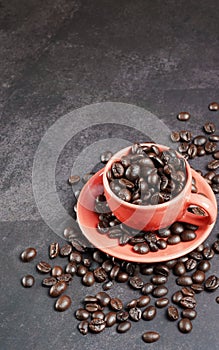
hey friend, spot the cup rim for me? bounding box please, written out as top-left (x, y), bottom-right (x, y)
top-left (103, 142), bottom-right (192, 210)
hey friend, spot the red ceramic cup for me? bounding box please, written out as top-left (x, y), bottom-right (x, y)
top-left (103, 143), bottom-right (216, 231)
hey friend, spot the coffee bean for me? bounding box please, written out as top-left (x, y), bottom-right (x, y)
top-left (197, 146), bottom-right (206, 156)
top-left (21, 247), bottom-right (37, 262)
top-left (55, 295), bottom-right (71, 312)
top-left (177, 276), bottom-right (193, 286)
top-left (205, 141), bottom-right (217, 153)
top-left (153, 264), bottom-right (170, 277)
top-left (129, 276), bottom-right (144, 289)
top-left (68, 175), bottom-right (80, 185)
top-left (21, 275), bottom-right (35, 288)
top-left (116, 310), bottom-right (129, 322)
top-left (65, 262), bottom-right (77, 275)
top-left (51, 266), bottom-right (63, 277)
top-left (142, 331), bottom-right (160, 343)
top-left (203, 246), bottom-right (215, 260)
top-left (185, 258), bottom-right (197, 271)
top-left (181, 287), bottom-right (194, 297)
top-left (85, 303), bottom-right (99, 313)
top-left (216, 296), bottom-right (219, 304)
top-left (137, 296), bottom-right (151, 308)
top-left (189, 251), bottom-right (203, 261)
top-left (102, 280), bottom-right (114, 291)
top-left (191, 284), bottom-right (204, 293)
top-left (157, 228), bottom-right (171, 238)
top-left (117, 321), bottom-right (131, 333)
top-left (77, 265), bottom-right (87, 277)
top-left (110, 298), bottom-right (123, 311)
top-left (181, 230), bottom-right (197, 242)
top-left (105, 311), bottom-right (117, 327)
top-left (70, 239), bottom-right (86, 253)
top-left (204, 275), bottom-right (219, 291)
top-left (42, 277), bottom-right (57, 287)
top-left (167, 234), bottom-right (181, 245)
top-left (116, 271), bottom-right (129, 283)
top-left (75, 308), bottom-right (90, 320)
top-left (89, 318), bottom-right (106, 333)
top-left (100, 151), bottom-right (113, 163)
top-left (212, 240), bottom-right (219, 253)
top-left (140, 264), bottom-right (154, 275)
top-left (109, 265), bottom-right (120, 280)
top-left (203, 122), bottom-right (216, 134)
top-left (198, 260), bottom-right (211, 272)
top-left (178, 142), bottom-right (189, 153)
top-left (142, 283), bottom-right (154, 295)
top-left (133, 243), bottom-right (149, 254)
top-left (213, 175), bottom-right (219, 184)
top-left (171, 131), bottom-right (180, 142)
top-left (209, 102), bottom-right (219, 111)
top-left (167, 305), bottom-right (179, 320)
top-left (129, 307), bottom-right (142, 321)
top-left (177, 112), bottom-right (191, 121)
top-left (155, 298), bottom-right (169, 308)
top-left (213, 151), bottom-right (219, 159)
top-left (49, 243), bottom-right (59, 259)
top-left (178, 318), bottom-right (193, 333)
top-left (96, 292), bottom-right (111, 307)
top-left (181, 309), bottom-right (197, 320)
top-left (208, 159), bottom-right (219, 170)
top-left (50, 281), bottom-right (67, 297)
top-left (93, 267), bottom-right (107, 282)
top-left (37, 261), bottom-right (51, 273)
top-left (188, 144), bottom-right (197, 159)
top-left (69, 251), bottom-right (82, 263)
top-left (209, 134), bottom-right (219, 142)
top-left (78, 320), bottom-right (89, 335)
top-left (151, 275), bottom-right (167, 285)
top-left (172, 291), bottom-right (183, 304)
top-left (82, 272), bottom-right (95, 286)
top-left (57, 274), bottom-right (72, 283)
top-left (180, 130), bottom-right (192, 142)
top-left (173, 262), bottom-right (186, 276)
top-left (142, 306), bottom-right (157, 320)
top-left (193, 135), bottom-right (207, 146)
top-left (152, 286), bottom-right (168, 298)
top-left (166, 259), bottom-right (177, 269)
top-left (180, 295), bottom-right (197, 309)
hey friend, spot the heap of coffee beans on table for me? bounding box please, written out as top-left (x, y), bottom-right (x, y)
top-left (107, 144), bottom-right (186, 205)
top-left (20, 104), bottom-right (219, 345)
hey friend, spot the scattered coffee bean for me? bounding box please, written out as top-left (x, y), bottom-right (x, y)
top-left (21, 275), bottom-right (35, 288)
top-left (51, 266), bottom-right (63, 277)
top-left (37, 261), bottom-right (51, 273)
top-left (154, 264), bottom-right (170, 277)
top-left (205, 141), bottom-right (217, 153)
top-left (116, 310), bottom-right (129, 322)
top-left (142, 305), bottom-right (157, 320)
top-left (209, 102), bottom-right (219, 111)
top-left (167, 305), bottom-right (179, 320)
top-left (181, 230), bottom-right (197, 242)
top-left (142, 282), bottom-right (154, 295)
top-left (173, 262), bottom-right (186, 276)
top-left (50, 281), bottom-right (67, 297)
top-left (177, 112), bottom-right (191, 121)
top-left (176, 276), bottom-right (193, 286)
top-left (75, 308), bottom-right (90, 321)
top-left (152, 286), bottom-right (168, 298)
top-left (96, 292), bottom-right (111, 307)
top-left (60, 244), bottom-right (72, 257)
top-left (172, 291), bottom-right (183, 304)
top-left (42, 277), bottom-right (57, 287)
top-left (171, 131), bottom-right (180, 142)
top-left (203, 122), bottom-right (216, 134)
top-left (181, 287), bottom-right (194, 297)
top-left (204, 275), bottom-right (219, 291)
top-left (191, 284), bottom-right (204, 293)
top-left (142, 331), bottom-right (160, 343)
top-left (54, 294), bottom-right (72, 313)
top-left (117, 321), bottom-right (131, 333)
top-left (213, 151), bottom-right (219, 159)
top-left (89, 318), bottom-right (106, 333)
top-left (137, 296), bottom-right (151, 308)
top-left (207, 159), bottom-right (219, 170)
top-left (129, 276), bottom-right (144, 289)
top-left (155, 298), bottom-right (169, 308)
top-left (49, 242), bottom-right (59, 259)
top-left (105, 312), bottom-right (117, 327)
top-left (65, 262), bottom-right (77, 275)
top-left (151, 275), bottom-right (167, 285)
top-left (182, 309), bottom-right (197, 320)
top-left (78, 320), bottom-right (89, 335)
top-left (57, 274), bottom-right (72, 283)
top-left (21, 247), bottom-right (37, 262)
top-left (100, 151), bottom-right (113, 163)
top-left (180, 296), bottom-right (196, 309)
top-left (216, 296), bottom-right (219, 304)
top-left (203, 246), bottom-right (215, 260)
top-left (178, 318), bottom-right (193, 333)
top-left (82, 272), bottom-right (95, 286)
top-left (212, 240), bottom-right (219, 253)
top-left (129, 307), bottom-right (142, 321)
top-left (193, 135), bottom-right (207, 146)
top-left (185, 258), bottom-right (197, 271)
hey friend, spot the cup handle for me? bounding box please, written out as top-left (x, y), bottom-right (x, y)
top-left (180, 193), bottom-right (216, 226)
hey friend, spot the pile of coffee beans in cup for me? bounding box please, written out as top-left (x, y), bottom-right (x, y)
top-left (107, 144), bottom-right (186, 205)
top-left (20, 103), bottom-right (219, 345)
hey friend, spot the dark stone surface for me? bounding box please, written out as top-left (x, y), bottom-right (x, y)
top-left (1, 1), bottom-right (219, 349)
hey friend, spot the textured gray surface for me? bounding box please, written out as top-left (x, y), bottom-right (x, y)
top-left (1, 1), bottom-right (219, 349)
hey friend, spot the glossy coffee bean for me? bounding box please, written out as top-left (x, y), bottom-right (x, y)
top-left (142, 283), bottom-right (154, 295)
top-left (137, 296), bottom-right (151, 308)
top-left (69, 251), bottom-right (82, 263)
top-left (110, 298), bottom-right (123, 311)
top-left (89, 318), bottom-right (106, 333)
top-left (42, 277), bottom-right (57, 287)
top-left (192, 270), bottom-right (205, 284)
top-left (173, 262), bottom-right (186, 276)
top-left (105, 312), bottom-right (117, 327)
top-left (51, 266), bottom-right (63, 277)
top-left (93, 267), bottom-right (107, 282)
top-left (116, 311), bottom-right (129, 322)
top-left (100, 151), bottom-right (113, 163)
top-left (142, 331), bottom-right (160, 343)
top-left (209, 102), bottom-right (219, 111)
top-left (185, 258), bottom-right (197, 271)
top-left (68, 175), bottom-right (80, 185)
top-left (129, 276), bottom-right (144, 289)
top-left (142, 306), bottom-right (157, 320)
top-left (151, 275), bottom-right (167, 285)
top-left (152, 286), bottom-right (168, 298)
top-left (21, 275), bottom-right (35, 288)
top-left (212, 240), bottom-right (219, 253)
top-left (167, 305), bottom-right (179, 320)
top-left (181, 287), bottom-right (194, 297)
top-left (180, 296), bottom-right (196, 309)
top-left (207, 159), bottom-right (219, 170)
top-left (78, 320), bottom-right (89, 335)
top-left (65, 262), bottom-right (77, 275)
top-left (129, 307), bottom-right (142, 321)
top-left (59, 244), bottom-right (72, 257)
top-left (203, 247), bottom-right (215, 260)
top-left (182, 309), bottom-right (197, 320)
top-left (140, 265), bottom-right (154, 275)
top-left (21, 247), bottom-right (37, 262)
top-left (77, 265), bottom-right (87, 277)
top-left (178, 318), bottom-right (193, 333)
top-left (193, 135), bottom-right (207, 146)
top-left (102, 280), bottom-right (114, 291)
top-left (37, 261), bottom-right (51, 273)
top-left (55, 295), bottom-right (71, 312)
top-left (154, 264), bottom-right (170, 277)
top-left (203, 122), bottom-right (216, 134)
top-left (96, 292), bottom-right (111, 307)
top-left (176, 276), bottom-right (193, 286)
top-left (213, 151), bottom-right (219, 159)
top-left (171, 131), bottom-right (180, 142)
top-left (181, 230), bottom-right (196, 242)
top-left (179, 130), bottom-right (192, 142)
top-left (75, 308), bottom-right (90, 320)
top-left (49, 242), bottom-right (59, 258)
top-left (50, 281), bottom-right (67, 297)
top-left (177, 112), bottom-right (191, 121)
top-left (133, 243), bottom-right (149, 254)
top-left (204, 275), bottom-right (219, 291)
top-left (155, 298), bottom-right (169, 308)
top-left (117, 321), bottom-right (131, 333)
top-left (172, 291), bottom-right (183, 304)
top-left (205, 141), bottom-right (217, 153)
top-left (167, 235), bottom-right (181, 245)
top-left (82, 272), bottom-right (95, 286)
top-left (191, 284), bottom-right (204, 293)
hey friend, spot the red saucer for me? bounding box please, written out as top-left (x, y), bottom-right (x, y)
top-left (77, 168), bottom-right (217, 263)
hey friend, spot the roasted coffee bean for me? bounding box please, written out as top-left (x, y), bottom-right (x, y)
top-left (198, 260), bottom-right (211, 272)
top-left (157, 239), bottom-right (167, 249)
top-left (171, 131), bottom-right (180, 142)
top-left (37, 261), bottom-right (51, 273)
top-left (50, 281), bottom-right (67, 297)
top-left (181, 287), bottom-right (194, 297)
top-left (70, 239), bottom-right (86, 253)
top-left (117, 188), bottom-right (132, 202)
top-left (102, 280), bottom-right (114, 291)
top-left (142, 306), bottom-right (157, 320)
top-left (210, 134), bottom-right (219, 142)
top-left (110, 298), bottom-right (123, 311)
top-left (213, 151), bottom-right (219, 159)
top-left (100, 151), bottom-right (113, 163)
top-left (111, 162), bottom-right (125, 178)
top-left (93, 267), bottom-right (107, 282)
top-left (155, 298), bottom-right (169, 308)
top-left (137, 296), bottom-right (151, 308)
top-left (204, 275), bottom-right (219, 291)
top-left (129, 276), bottom-right (144, 289)
top-left (213, 175), bottom-right (219, 184)
top-left (57, 274), bottom-right (72, 283)
top-left (203, 246), bottom-right (215, 260)
top-left (51, 266), bottom-right (63, 277)
top-left (181, 309), bottom-right (197, 320)
top-left (109, 265), bottom-right (120, 280)
top-left (85, 303), bottom-right (99, 313)
top-left (151, 275), bottom-right (167, 285)
top-left (178, 142), bottom-right (189, 153)
top-left (59, 244), bottom-right (72, 257)
top-left (89, 318), bottom-right (106, 333)
top-left (55, 295), bottom-right (71, 312)
top-left (216, 296), bottom-right (219, 304)
top-left (116, 271), bottom-right (129, 283)
top-left (65, 262), bottom-right (77, 276)
top-left (133, 243), bottom-right (149, 254)
top-left (21, 275), bottom-right (35, 288)
top-left (167, 305), bottom-right (179, 320)
top-left (49, 243), bottom-right (59, 259)
top-left (83, 258), bottom-right (91, 267)
top-left (178, 318), bottom-right (193, 333)
top-left (197, 146), bottom-right (206, 156)
top-left (192, 270), bottom-right (205, 284)
top-left (193, 135), bottom-right (207, 146)
top-left (172, 291), bottom-right (183, 304)
top-left (117, 321), bottom-right (131, 333)
top-left (125, 164), bottom-right (141, 181)
top-left (21, 247), bottom-right (37, 262)
top-left (166, 259), bottom-right (177, 269)
top-left (203, 122), bottom-right (216, 134)
top-left (173, 262), bottom-right (186, 276)
top-left (208, 159), bottom-right (219, 170)
top-left (142, 283), bottom-right (154, 295)
top-left (142, 331), bottom-right (160, 343)
top-left (75, 308), bottom-right (90, 320)
top-left (105, 312), bottom-right (117, 327)
top-left (77, 265), bottom-right (87, 277)
top-left (179, 130), bottom-right (192, 142)
top-left (94, 292), bottom-right (110, 307)
top-left (212, 240), bottom-right (219, 253)
top-left (154, 264), bottom-right (170, 277)
top-left (69, 251), bottom-right (82, 264)
top-left (188, 144), bottom-right (197, 159)
top-left (78, 320), bottom-right (89, 335)
top-left (196, 243), bottom-right (205, 252)
top-left (205, 141), bottom-right (217, 153)
top-left (84, 295), bottom-right (98, 303)
top-left (141, 265), bottom-right (154, 275)
top-left (189, 251), bottom-right (203, 261)
top-left (129, 307), bottom-right (142, 321)
top-left (185, 258), bottom-right (197, 271)
top-left (177, 112), bottom-right (191, 121)
top-left (181, 230), bottom-right (197, 242)
top-left (167, 235), bottom-right (181, 245)
top-left (191, 284), bottom-right (204, 293)
top-left (177, 276), bottom-right (193, 286)
top-left (152, 286), bottom-right (168, 298)
top-left (209, 102), bottom-right (219, 111)
top-left (157, 228), bottom-right (171, 238)
top-left (212, 183), bottom-right (219, 193)
top-left (180, 296), bottom-right (196, 309)
top-left (42, 277), bottom-right (57, 287)
top-left (82, 272), bottom-right (95, 286)
top-left (116, 311), bottom-right (129, 322)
